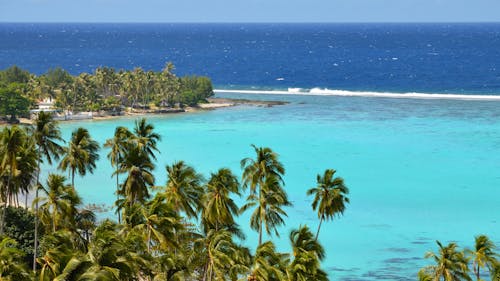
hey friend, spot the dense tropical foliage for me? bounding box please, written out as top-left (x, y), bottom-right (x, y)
top-left (0, 64), bottom-right (214, 122)
top-left (0, 114), bottom-right (345, 280)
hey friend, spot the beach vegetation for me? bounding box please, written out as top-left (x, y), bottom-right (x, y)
top-left (0, 64), bottom-right (214, 120)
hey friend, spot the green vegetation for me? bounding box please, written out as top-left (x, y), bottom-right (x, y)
top-left (419, 236), bottom-right (499, 281)
top-left (0, 114), bottom-right (347, 280)
top-left (0, 64), bottom-right (214, 122)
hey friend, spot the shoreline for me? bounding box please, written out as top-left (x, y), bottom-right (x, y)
top-left (18, 97), bottom-right (288, 125)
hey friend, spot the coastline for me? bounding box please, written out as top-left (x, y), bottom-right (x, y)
top-left (18, 97), bottom-right (288, 125)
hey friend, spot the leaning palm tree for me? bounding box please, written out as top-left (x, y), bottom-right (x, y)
top-left (133, 118), bottom-right (161, 160)
top-left (31, 110), bottom-right (64, 271)
top-left (163, 161), bottom-right (204, 219)
top-left (240, 175), bottom-right (291, 246)
top-left (466, 235), bottom-right (498, 280)
top-left (286, 225), bottom-right (328, 281)
top-left (104, 126), bottom-right (133, 222)
top-left (202, 168), bottom-right (241, 231)
top-left (0, 237), bottom-right (31, 281)
top-left (58, 127), bottom-right (100, 188)
top-left (307, 169), bottom-right (349, 240)
top-left (421, 240), bottom-right (472, 281)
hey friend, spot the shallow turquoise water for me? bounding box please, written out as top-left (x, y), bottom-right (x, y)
top-left (42, 93), bottom-right (500, 280)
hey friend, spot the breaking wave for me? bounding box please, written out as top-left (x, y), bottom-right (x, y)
top-left (214, 88), bottom-right (500, 101)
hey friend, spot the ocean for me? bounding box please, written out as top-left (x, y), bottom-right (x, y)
top-left (2, 23), bottom-right (500, 280)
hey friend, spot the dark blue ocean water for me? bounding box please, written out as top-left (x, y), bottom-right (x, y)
top-left (1, 23), bottom-right (500, 94)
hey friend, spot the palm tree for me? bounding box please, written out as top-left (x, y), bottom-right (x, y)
top-left (202, 168), bottom-right (241, 231)
top-left (37, 230), bottom-right (88, 281)
top-left (36, 174), bottom-right (81, 232)
top-left (240, 145), bottom-right (288, 246)
top-left (163, 161), bottom-right (204, 219)
top-left (32, 110), bottom-right (64, 271)
top-left (194, 229), bottom-right (240, 281)
top-left (81, 220), bottom-right (147, 281)
top-left (306, 169), bottom-right (349, 240)
top-left (116, 146), bottom-right (154, 209)
top-left (248, 241), bottom-right (288, 281)
top-left (59, 127), bottom-right (100, 188)
top-left (75, 208), bottom-right (97, 243)
top-left (241, 145), bottom-right (285, 195)
top-left (421, 240), bottom-right (471, 281)
top-left (133, 118), bottom-right (161, 160)
top-left (128, 195), bottom-right (183, 253)
top-left (0, 237), bottom-right (31, 281)
top-left (240, 175), bottom-right (291, 246)
top-left (15, 136), bottom-right (38, 208)
top-left (466, 235), bottom-right (498, 280)
top-left (286, 225), bottom-right (328, 281)
top-left (104, 126), bottom-right (133, 222)
top-left (0, 126), bottom-right (26, 234)
top-left (492, 263), bottom-right (500, 281)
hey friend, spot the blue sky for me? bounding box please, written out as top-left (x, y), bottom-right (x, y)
top-left (1, 0), bottom-right (499, 23)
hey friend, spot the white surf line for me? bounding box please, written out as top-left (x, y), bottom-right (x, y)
top-left (214, 89), bottom-right (500, 101)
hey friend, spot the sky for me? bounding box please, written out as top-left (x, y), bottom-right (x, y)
top-left (0, 0), bottom-right (499, 23)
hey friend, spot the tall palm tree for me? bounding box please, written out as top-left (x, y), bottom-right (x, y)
top-left (104, 126), bottom-right (133, 222)
top-left (306, 169), bottom-right (349, 240)
top-left (466, 235), bottom-right (498, 280)
top-left (163, 161), bottom-right (204, 219)
top-left (202, 168), bottom-right (240, 231)
top-left (58, 127), bottom-right (100, 188)
top-left (240, 175), bottom-right (291, 246)
top-left (240, 145), bottom-right (287, 246)
top-left (133, 118), bottom-right (161, 161)
top-left (32, 110), bottom-right (64, 271)
top-left (0, 237), bottom-right (31, 281)
top-left (422, 240), bottom-right (471, 281)
top-left (0, 126), bottom-right (26, 234)
top-left (286, 225), bottom-right (328, 281)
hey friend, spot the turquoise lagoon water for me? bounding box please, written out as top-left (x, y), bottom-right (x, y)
top-left (42, 93), bottom-right (500, 280)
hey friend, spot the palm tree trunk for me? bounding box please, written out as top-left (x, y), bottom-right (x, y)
top-left (0, 174), bottom-right (13, 235)
top-left (33, 158), bottom-right (40, 272)
top-left (315, 217), bottom-right (324, 241)
top-left (71, 169), bottom-right (75, 189)
top-left (476, 265), bottom-right (480, 280)
top-left (116, 171), bottom-right (120, 224)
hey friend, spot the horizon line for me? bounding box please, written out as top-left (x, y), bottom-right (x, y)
top-left (1, 21), bottom-right (500, 24)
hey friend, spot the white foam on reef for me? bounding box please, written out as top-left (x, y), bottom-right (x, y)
top-left (214, 88), bottom-right (500, 101)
